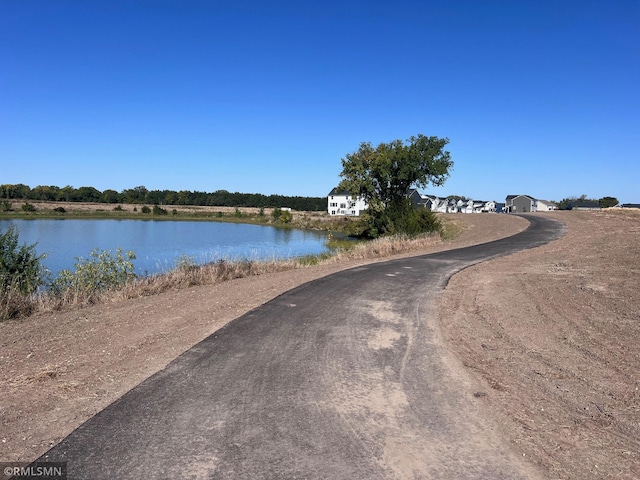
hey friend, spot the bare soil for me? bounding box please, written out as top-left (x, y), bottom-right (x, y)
top-left (1, 210), bottom-right (638, 479)
top-left (439, 209), bottom-right (640, 479)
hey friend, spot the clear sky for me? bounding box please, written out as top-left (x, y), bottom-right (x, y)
top-left (2, 1), bottom-right (638, 203)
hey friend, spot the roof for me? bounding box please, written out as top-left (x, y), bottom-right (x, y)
top-left (572, 201), bottom-right (600, 209)
top-left (506, 194), bottom-right (536, 202)
top-left (328, 187), bottom-right (351, 196)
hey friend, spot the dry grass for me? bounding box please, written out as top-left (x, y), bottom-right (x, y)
top-left (1, 287), bottom-right (37, 320)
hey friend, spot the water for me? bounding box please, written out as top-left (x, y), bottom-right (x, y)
top-left (0, 219), bottom-right (330, 277)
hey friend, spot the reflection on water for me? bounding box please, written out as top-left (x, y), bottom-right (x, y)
top-left (0, 219), bottom-right (329, 276)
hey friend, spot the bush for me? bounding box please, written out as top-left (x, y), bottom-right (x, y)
top-left (141, 206), bottom-right (151, 214)
top-left (153, 205), bottom-right (168, 215)
top-left (21, 202), bottom-right (36, 212)
top-left (0, 200), bottom-right (12, 212)
top-left (271, 208), bottom-right (292, 224)
top-left (53, 206), bottom-right (66, 213)
top-left (50, 248), bottom-right (136, 299)
top-left (0, 225), bottom-right (47, 295)
top-left (361, 204), bottom-right (442, 239)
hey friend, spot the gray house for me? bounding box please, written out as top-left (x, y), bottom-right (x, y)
top-left (505, 195), bottom-right (556, 213)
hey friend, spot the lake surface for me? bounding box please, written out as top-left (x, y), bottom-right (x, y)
top-left (0, 219), bottom-right (330, 277)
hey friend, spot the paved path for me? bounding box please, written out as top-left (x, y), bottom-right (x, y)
top-left (39, 215), bottom-right (565, 479)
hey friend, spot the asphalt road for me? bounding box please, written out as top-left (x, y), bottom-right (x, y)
top-left (37, 214), bottom-right (565, 479)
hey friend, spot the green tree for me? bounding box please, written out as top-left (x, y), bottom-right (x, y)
top-left (76, 186), bottom-right (102, 202)
top-left (0, 225), bottom-right (47, 295)
top-left (100, 189), bottom-right (121, 203)
top-left (599, 196), bottom-right (619, 208)
top-left (339, 134), bottom-right (452, 237)
top-left (153, 204), bottom-right (168, 215)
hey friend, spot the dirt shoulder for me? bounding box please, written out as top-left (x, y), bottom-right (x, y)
top-left (439, 209), bottom-right (640, 479)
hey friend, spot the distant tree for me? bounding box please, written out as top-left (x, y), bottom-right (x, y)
top-left (100, 189), bottom-right (121, 203)
top-left (599, 196), bottom-right (619, 208)
top-left (446, 195), bottom-right (469, 202)
top-left (30, 185), bottom-right (60, 201)
top-left (338, 134), bottom-right (452, 237)
top-left (0, 184), bottom-right (31, 199)
top-left (0, 182), bottom-right (327, 211)
top-left (122, 186), bottom-right (149, 204)
top-left (76, 186), bottom-right (102, 202)
top-left (557, 194), bottom-right (600, 210)
top-left (57, 185), bottom-right (77, 202)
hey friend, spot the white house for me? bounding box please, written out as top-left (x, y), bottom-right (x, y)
top-left (536, 199), bottom-right (557, 211)
top-left (327, 188), bottom-right (368, 216)
top-left (408, 189), bottom-right (498, 214)
top-left (480, 200), bottom-right (497, 213)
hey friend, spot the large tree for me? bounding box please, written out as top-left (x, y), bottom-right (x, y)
top-left (338, 134), bottom-right (453, 237)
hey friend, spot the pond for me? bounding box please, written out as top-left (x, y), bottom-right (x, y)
top-left (0, 219), bottom-right (330, 277)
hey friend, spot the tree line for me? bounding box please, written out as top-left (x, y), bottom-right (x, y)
top-left (556, 194), bottom-right (619, 210)
top-left (0, 184), bottom-right (327, 211)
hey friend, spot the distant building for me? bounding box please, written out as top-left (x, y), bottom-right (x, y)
top-left (327, 188), bottom-right (368, 216)
top-left (505, 195), bottom-right (557, 213)
top-left (408, 189), bottom-right (497, 214)
top-left (572, 201), bottom-right (601, 210)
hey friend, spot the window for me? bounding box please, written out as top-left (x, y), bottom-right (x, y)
top-left (340, 203), bottom-right (346, 208)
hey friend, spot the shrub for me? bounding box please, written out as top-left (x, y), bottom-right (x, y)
top-left (21, 202), bottom-right (36, 212)
top-left (271, 208), bottom-right (292, 224)
top-left (361, 204), bottom-right (442, 239)
top-left (0, 225), bottom-right (47, 295)
top-left (141, 206), bottom-right (151, 214)
top-left (174, 254), bottom-right (197, 271)
top-left (50, 248), bottom-right (136, 299)
top-left (153, 205), bottom-right (168, 215)
top-left (113, 205), bottom-right (124, 211)
top-left (53, 206), bottom-right (66, 213)
top-left (0, 200), bottom-right (12, 212)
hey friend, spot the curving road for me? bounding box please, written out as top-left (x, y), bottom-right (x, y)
top-left (38, 215), bottom-right (565, 479)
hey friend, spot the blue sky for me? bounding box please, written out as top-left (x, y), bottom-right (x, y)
top-left (2, 1), bottom-right (638, 203)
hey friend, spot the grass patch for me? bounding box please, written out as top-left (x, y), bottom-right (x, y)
top-left (440, 218), bottom-right (465, 240)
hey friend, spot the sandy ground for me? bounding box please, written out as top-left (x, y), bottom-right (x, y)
top-left (1, 210), bottom-right (638, 479)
